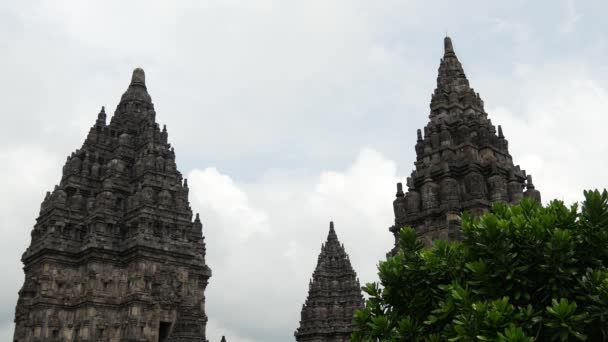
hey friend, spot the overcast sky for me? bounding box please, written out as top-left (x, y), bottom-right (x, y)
top-left (1, 1), bottom-right (608, 341)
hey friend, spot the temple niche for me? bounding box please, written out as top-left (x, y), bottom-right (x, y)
top-left (390, 37), bottom-right (541, 248)
top-left (13, 68), bottom-right (212, 342)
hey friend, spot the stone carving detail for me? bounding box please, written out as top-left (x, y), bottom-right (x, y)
top-left (421, 179), bottom-right (440, 210)
top-left (390, 37), bottom-right (541, 248)
top-left (487, 169), bottom-right (508, 203)
top-left (13, 69), bottom-right (212, 342)
top-left (441, 176), bottom-right (460, 209)
top-left (393, 183), bottom-right (407, 218)
top-left (295, 222), bottom-right (364, 342)
top-left (464, 171), bottom-right (485, 199)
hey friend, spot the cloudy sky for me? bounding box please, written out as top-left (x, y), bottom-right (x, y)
top-left (1, 1), bottom-right (607, 341)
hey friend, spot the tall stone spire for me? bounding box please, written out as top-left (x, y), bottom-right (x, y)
top-left (390, 37), bottom-right (540, 247)
top-left (13, 68), bottom-right (212, 342)
top-left (295, 221), bottom-right (364, 342)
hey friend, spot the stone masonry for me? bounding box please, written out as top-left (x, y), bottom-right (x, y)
top-left (13, 68), bottom-right (212, 342)
top-left (295, 222), bottom-right (364, 342)
top-left (390, 37), bottom-right (541, 247)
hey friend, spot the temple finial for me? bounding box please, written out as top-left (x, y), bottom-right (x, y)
top-left (526, 175), bottom-right (535, 190)
top-left (119, 67), bottom-right (152, 106)
top-left (131, 68), bottom-right (146, 87)
top-left (97, 106), bottom-right (107, 125)
top-left (328, 221), bottom-right (337, 241)
top-left (396, 182), bottom-right (404, 197)
top-left (444, 36), bottom-right (455, 55)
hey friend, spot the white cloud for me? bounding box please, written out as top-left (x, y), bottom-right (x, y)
top-left (191, 147), bottom-right (396, 341)
top-left (0, 146), bottom-right (63, 339)
top-left (190, 167), bottom-right (271, 239)
top-left (559, 0), bottom-right (581, 34)
top-left (313, 147), bottom-right (400, 220)
top-left (0, 321), bottom-right (13, 342)
top-left (488, 63), bottom-right (608, 204)
top-left (207, 318), bottom-right (254, 342)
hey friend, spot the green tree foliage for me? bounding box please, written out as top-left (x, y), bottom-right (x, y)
top-left (353, 190), bottom-right (608, 341)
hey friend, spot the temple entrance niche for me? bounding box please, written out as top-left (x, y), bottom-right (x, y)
top-left (158, 321), bottom-right (172, 342)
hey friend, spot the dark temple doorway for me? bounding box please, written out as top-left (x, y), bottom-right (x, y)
top-left (158, 321), bottom-right (171, 342)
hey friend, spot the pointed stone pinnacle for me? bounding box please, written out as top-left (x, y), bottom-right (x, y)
top-left (328, 221), bottom-right (337, 241)
top-left (96, 106), bottom-right (107, 125)
top-left (431, 35), bottom-right (474, 111)
top-left (119, 67), bottom-right (152, 105)
top-left (444, 36), bottom-right (455, 55)
top-left (131, 67), bottom-right (146, 87)
top-left (396, 182), bottom-right (404, 197)
top-left (526, 175), bottom-right (535, 189)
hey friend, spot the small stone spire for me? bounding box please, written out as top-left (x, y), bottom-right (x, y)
top-left (160, 124), bottom-right (169, 144)
top-left (396, 182), bottom-right (405, 197)
top-left (526, 175), bottom-right (535, 190)
top-left (295, 221), bottom-right (364, 341)
top-left (96, 106), bottom-right (106, 125)
top-left (524, 175), bottom-right (542, 203)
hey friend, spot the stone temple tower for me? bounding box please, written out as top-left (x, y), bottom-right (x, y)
top-left (295, 222), bottom-right (364, 342)
top-left (13, 69), bottom-right (212, 341)
top-left (390, 37), bottom-right (541, 247)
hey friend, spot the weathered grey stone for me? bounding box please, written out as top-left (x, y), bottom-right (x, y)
top-left (295, 222), bottom-right (364, 342)
top-left (13, 69), bottom-right (211, 342)
top-left (390, 37), bottom-right (541, 248)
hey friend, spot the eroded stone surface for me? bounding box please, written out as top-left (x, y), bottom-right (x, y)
top-left (390, 37), bottom-right (541, 248)
top-left (295, 222), bottom-right (364, 342)
top-left (13, 69), bottom-right (211, 342)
